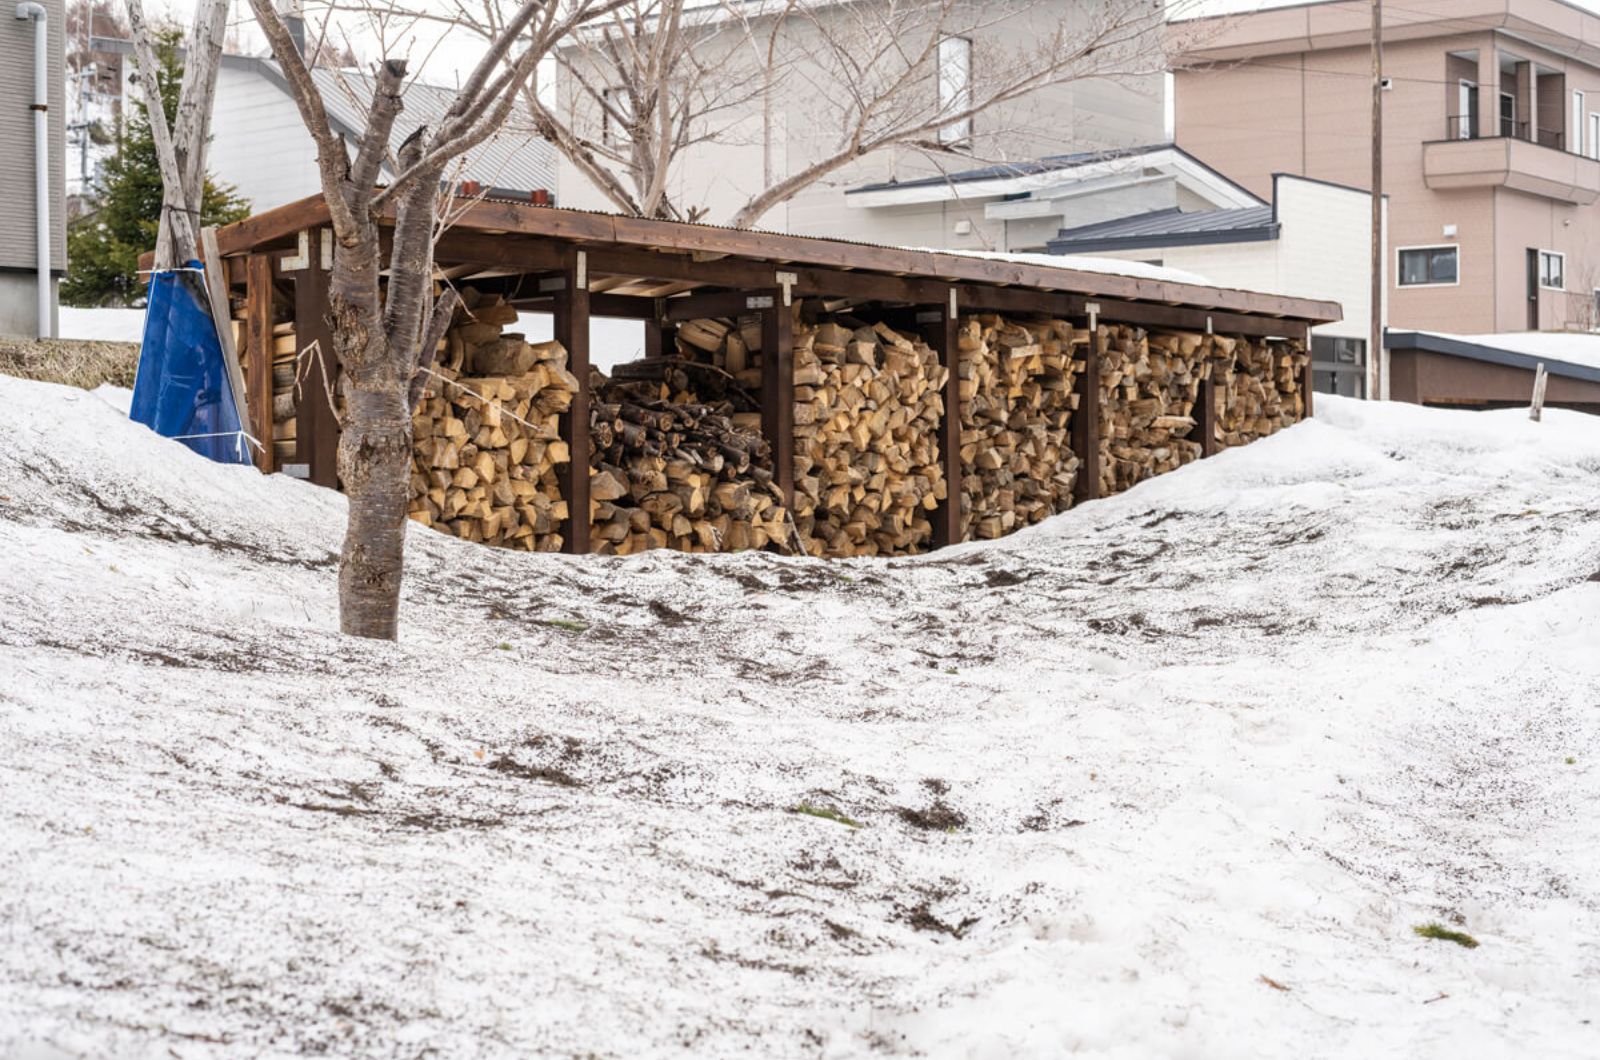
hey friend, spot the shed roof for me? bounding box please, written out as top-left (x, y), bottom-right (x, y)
top-left (1385, 330), bottom-right (1600, 383)
top-left (1047, 206), bottom-right (1279, 254)
top-left (201, 193), bottom-right (1341, 326)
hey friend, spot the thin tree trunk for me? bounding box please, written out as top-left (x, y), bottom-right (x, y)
top-left (329, 225), bottom-right (413, 639)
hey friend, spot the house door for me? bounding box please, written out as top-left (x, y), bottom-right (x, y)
top-left (1527, 248), bottom-right (1541, 329)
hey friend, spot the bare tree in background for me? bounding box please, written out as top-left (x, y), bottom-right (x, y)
top-left (240, 0), bottom-right (620, 640)
top-left (392, 0), bottom-right (1192, 227)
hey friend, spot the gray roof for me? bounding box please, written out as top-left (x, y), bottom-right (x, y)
top-left (1384, 331), bottom-right (1600, 384)
top-left (847, 144), bottom-right (1176, 195)
top-left (306, 67), bottom-right (556, 196)
top-left (1045, 206), bottom-right (1279, 254)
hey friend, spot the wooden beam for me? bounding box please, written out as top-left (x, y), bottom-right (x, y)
top-left (916, 291), bottom-right (962, 548)
top-left (198, 226), bottom-right (252, 453)
top-left (1196, 371), bottom-right (1219, 458)
top-left (554, 249), bottom-right (592, 555)
top-left (244, 254), bottom-right (275, 473)
top-left (1072, 317), bottom-right (1102, 504)
top-left (660, 289), bottom-right (779, 322)
top-left (1302, 325), bottom-right (1316, 419)
top-left (760, 295), bottom-right (795, 513)
top-left (291, 241), bottom-right (339, 489)
top-left (508, 291), bottom-right (658, 320)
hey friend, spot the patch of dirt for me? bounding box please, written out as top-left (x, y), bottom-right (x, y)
top-left (486, 754), bottom-right (582, 788)
top-left (898, 800), bottom-right (967, 831)
top-left (903, 903), bottom-right (979, 938)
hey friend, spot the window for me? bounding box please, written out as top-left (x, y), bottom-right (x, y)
top-left (1397, 245), bottom-right (1460, 287)
top-left (1500, 91), bottom-right (1517, 137)
top-left (1589, 112), bottom-right (1600, 160)
top-left (601, 87), bottom-right (631, 148)
top-left (1457, 79), bottom-right (1478, 139)
top-left (1539, 250), bottom-right (1565, 290)
top-left (1576, 92), bottom-right (1587, 156)
top-left (937, 36), bottom-right (972, 146)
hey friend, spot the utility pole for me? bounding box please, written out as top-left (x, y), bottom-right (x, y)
top-left (1370, 0), bottom-right (1385, 400)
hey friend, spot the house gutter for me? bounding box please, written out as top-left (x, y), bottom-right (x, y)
top-left (16, 1), bottom-right (50, 338)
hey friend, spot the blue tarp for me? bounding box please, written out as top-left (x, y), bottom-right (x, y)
top-left (129, 264), bottom-right (255, 465)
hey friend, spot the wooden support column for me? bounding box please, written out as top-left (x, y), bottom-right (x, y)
top-left (554, 249), bottom-right (592, 554)
top-left (644, 299), bottom-right (674, 359)
top-left (1072, 307), bottom-right (1102, 503)
top-left (760, 293), bottom-right (795, 510)
top-left (1302, 324), bottom-right (1316, 418)
top-left (244, 254), bottom-right (275, 472)
top-left (291, 229), bottom-right (339, 489)
top-left (917, 289), bottom-right (962, 548)
top-left (1196, 372), bottom-right (1219, 458)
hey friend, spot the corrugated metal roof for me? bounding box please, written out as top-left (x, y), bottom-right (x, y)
top-left (1046, 206), bottom-right (1279, 253)
top-left (306, 67), bottom-right (557, 195)
top-left (89, 37), bottom-right (559, 197)
top-left (848, 144), bottom-right (1172, 195)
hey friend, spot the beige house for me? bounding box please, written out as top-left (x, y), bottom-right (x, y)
top-left (552, 0), bottom-right (1166, 242)
top-left (1173, 0), bottom-right (1600, 336)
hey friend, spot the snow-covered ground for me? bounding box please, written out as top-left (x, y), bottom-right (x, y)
top-left (57, 307), bottom-right (146, 344)
top-left (1, 377), bottom-right (1598, 1059)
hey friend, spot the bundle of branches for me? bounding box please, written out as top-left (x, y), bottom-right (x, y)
top-left (408, 296), bottom-right (577, 551)
top-left (1212, 336), bottom-right (1310, 447)
top-left (958, 314), bottom-right (1084, 540)
top-left (589, 360), bottom-right (790, 555)
top-left (1097, 325), bottom-right (1208, 496)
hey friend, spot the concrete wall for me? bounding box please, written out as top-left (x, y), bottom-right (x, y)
top-left (1175, 19), bottom-right (1600, 334)
top-left (0, 273), bottom-right (58, 337)
top-left (554, 0), bottom-right (1165, 239)
top-left (0, 0), bottom-right (65, 336)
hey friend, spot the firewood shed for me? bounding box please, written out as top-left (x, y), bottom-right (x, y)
top-left (148, 192), bottom-right (1341, 557)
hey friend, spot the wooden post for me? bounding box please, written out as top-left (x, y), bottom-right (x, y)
top-left (917, 289), bottom-right (962, 547)
top-left (1072, 308), bottom-right (1102, 503)
top-left (292, 230), bottom-right (339, 489)
top-left (244, 254), bottom-right (275, 472)
top-left (1303, 324), bottom-right (1316, 418)
top-left (1196, 370), bottom-right (1219, 458)
top-left (554, 249), bottom-right (592, 554)
top-left (1530, 362), bottom-right (1549, 421)
top-left (644, 301), bottom-right (672, 359)
top-left (760, 296), bottom-right (795, 510)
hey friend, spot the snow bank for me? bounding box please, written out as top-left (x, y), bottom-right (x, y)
top-left (1, 379), bottom-right (1598, 1059)
top-left (57, 306), bottom-right (145, 344)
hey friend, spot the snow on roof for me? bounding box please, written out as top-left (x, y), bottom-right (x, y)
top-left (908, 245), bottom-right (1221, 290)
top-left (1417, 330), bottom-right (1600, 373)
top-left (3, 374), bottom-right (1600, 1056)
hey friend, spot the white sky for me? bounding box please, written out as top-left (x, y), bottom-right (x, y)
top-left (138, 0), bottom-right (1600, 93)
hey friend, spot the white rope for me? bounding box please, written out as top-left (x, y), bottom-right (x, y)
top-left (414, 365), bottom-right (554, 436)
top-left (136, 267), bottom-right (207, 275)
top-left (171, 429), bottom-right (264, 461)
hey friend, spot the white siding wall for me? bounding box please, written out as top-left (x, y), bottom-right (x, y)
top-left (207, 66), bottom-right (322, 214)
top-left (1084, 177), bottom-right (1380, 341)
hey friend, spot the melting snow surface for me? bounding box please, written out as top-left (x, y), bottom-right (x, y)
top-left (1, 378), bottom-right (1598, 1058)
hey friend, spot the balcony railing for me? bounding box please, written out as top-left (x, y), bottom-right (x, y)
top-left (1446, 116), bottom-right (1565, 152)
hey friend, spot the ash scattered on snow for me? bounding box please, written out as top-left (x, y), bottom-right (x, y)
top-left (1, 377), bottom-right (1598, 1059)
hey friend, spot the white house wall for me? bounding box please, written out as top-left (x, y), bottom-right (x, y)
top-left (207, 65), bottom-right (323, 213)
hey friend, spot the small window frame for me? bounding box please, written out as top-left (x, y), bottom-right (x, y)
top-left (1538, 249), bottom-right (1565, 291)
top-left (1395, 244), bottom-right (1461, 288)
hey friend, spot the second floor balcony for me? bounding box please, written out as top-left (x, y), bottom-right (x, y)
top-left (1426, 118), bottom-right (1600, 204)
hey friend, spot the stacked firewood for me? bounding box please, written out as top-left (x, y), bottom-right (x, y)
top-left (674, 308), bottom-right (949, 557)
top-left (957, 314), bottom-right (1084, 540)
top-left (1096, 325), bottom-right (1209, 496)
top-left (588, 359), bottom-right (790, 555)
top-left (791, 318), bottom-right (947, 557)
top-left (1213, 336), bottom-right (1310, 447)
top-left (231, 311), bottom-right (300, 468)
top-left (407, 292), bottom-right (577, 551)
